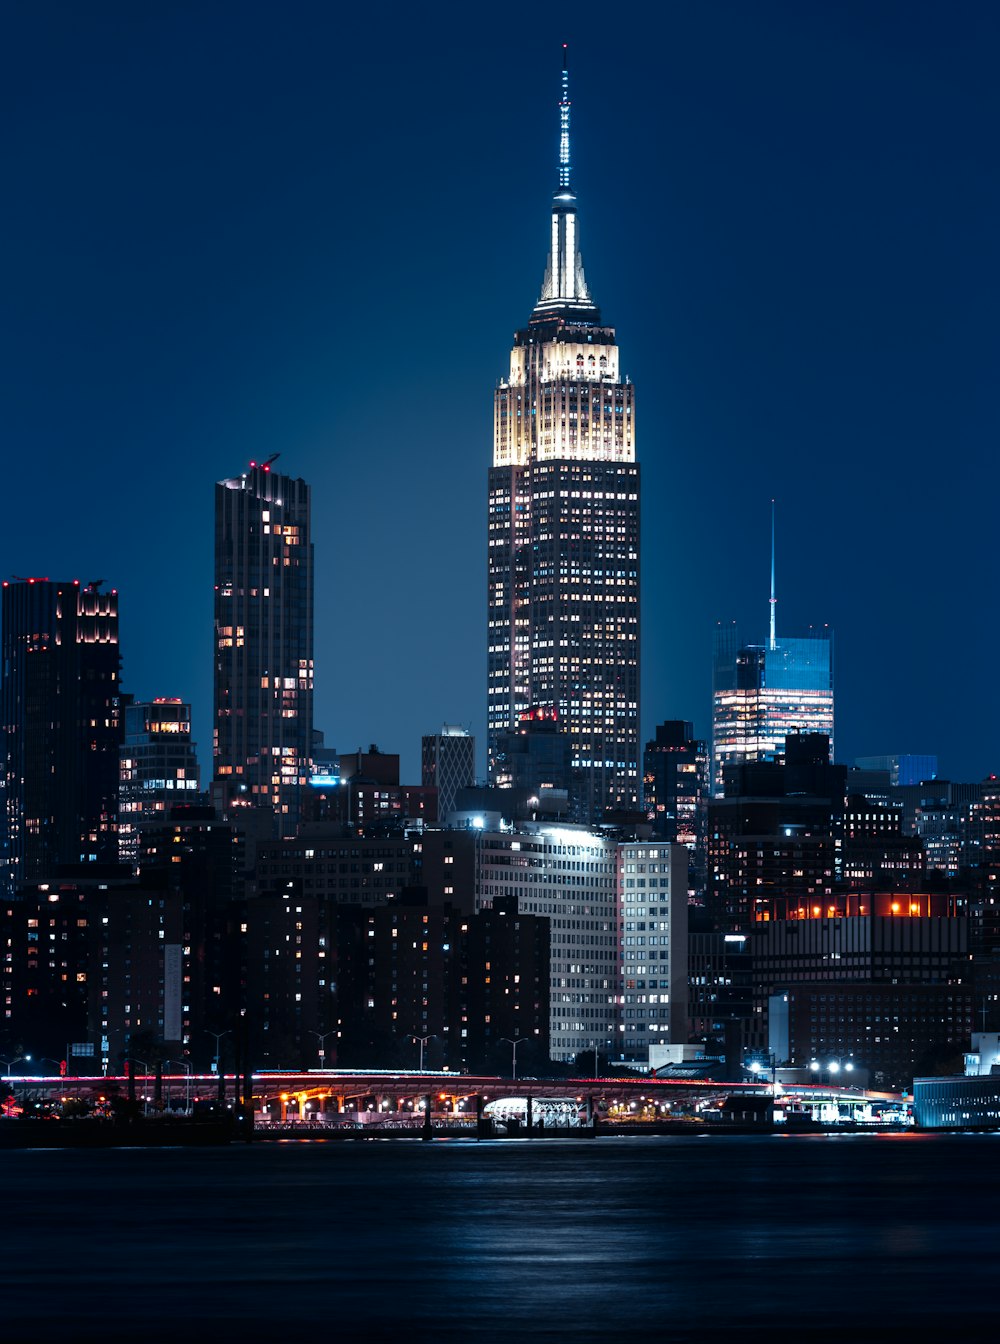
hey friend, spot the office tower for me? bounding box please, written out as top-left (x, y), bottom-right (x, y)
top-left (214, 460), bottom-right (313, 837)
top-left (761, 893), bottom-right (970, 1088)
top-left (1, 578), bottom-right (123, 897)
top-left (642, 720), bottom-right (708, 895)
top-left (487, 51), bottom-right (639, 823)
top-left (855, 754), bottom-right (938, 787)
top-left (422, 821), bottom-right (621, 1062)
top-left (712, 516), bottom-right (833, 791)
top-left (119, 699), bottom-right (201, 869)
top-left (421, 726), bottom-right (476, 820)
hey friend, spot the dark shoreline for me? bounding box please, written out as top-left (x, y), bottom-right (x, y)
top-left (0, 1116), bottom-right (953, 1147)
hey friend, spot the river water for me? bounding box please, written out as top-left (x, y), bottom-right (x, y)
top-left (3, 1132), bottom-right (996, 1340)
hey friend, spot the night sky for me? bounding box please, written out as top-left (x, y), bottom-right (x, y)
top-left (4, 2), bottom-right (998, 784)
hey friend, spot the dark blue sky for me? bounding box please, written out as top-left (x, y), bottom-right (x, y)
top-left (4, 2), bottom-right (998, 783)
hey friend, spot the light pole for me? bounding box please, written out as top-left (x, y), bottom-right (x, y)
top-left (131, 1058), bottom-right (152, 1114)
top-left (810, 1057), bottom-right (856, 1087)
top-left (748, 1053), bottom-right (778, 1093)
top-left (208, 1029), bottom-right (230, 1105)
top-left (309, 1030), bottom-right (335, 1071)
top-left (167, 1059), bottom-right (192, 1113)
top-left (1, 1056), bottom-right (30, 1111)
top-left (501, 1037), bottom-right (528, 1082)
top-left (809, 1057), bottom-right (856, 1121)
top-left (410, 1034), bottom-right (432, 1072)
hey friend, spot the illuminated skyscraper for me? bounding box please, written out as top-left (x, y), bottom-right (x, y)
top-left (214, 460), bottom-right (313, 836)
top-left (0, 578), bottom-right (123, 896)
top-left (711, 516), bottom-right (833, 792)
top-left (487, 50), bottom-right (639, 822)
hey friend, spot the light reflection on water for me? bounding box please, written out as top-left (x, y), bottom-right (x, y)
top-left (3, 1133), bottom-right (998, 1341)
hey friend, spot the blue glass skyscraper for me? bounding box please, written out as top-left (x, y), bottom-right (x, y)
top-left (712, 628), bottom-right (834, 792)
top-left (712, 512), bottom-right (833, 792)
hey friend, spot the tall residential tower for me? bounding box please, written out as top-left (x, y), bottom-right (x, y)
top-left (1, 578), bottom-right (123, 896)
top-left (487, 51), bottom-right (639, 822)
top-left (214, 460), bottom-right (314, 836)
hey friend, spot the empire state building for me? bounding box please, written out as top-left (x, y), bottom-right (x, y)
top-left (487, 51), bottom-right (639, 821)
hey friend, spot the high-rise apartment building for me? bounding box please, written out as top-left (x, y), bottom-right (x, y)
top-left (1, 578), bottom-right (123, 896)
top-left (642, 720), bottom-right (708, 896)
top-left (487, 52), bottom-right (639, 823)
top-left (119, 698), bottom-right (201, 869)
top-left (214, 461), bottom-right (314, 837)
top-left (421, 726), bottom-right (475, 821)
top-left (618, 840), bottom-right (689, 1062)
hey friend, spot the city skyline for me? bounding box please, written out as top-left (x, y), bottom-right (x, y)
top-left (4, 4), bottom-right (998, 784)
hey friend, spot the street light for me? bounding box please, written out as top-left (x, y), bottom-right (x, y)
top-left (810, 1057), bottom-right (855, 1084)
top-left (0, 1056), bottom-right (30, 1110)
top-left (747, 1052), bottom-right (778, 1093)
top-left (207, 1029), bottom-right (230, 1105)
top-left (501, 1037), bottom-right (528, 1082)
top-left (309, 1030), bottom-right (335, 1071)
top-left (591, 1042), bottom-right (602, 1079)
top-left (410, 1034), bottom-right (432, 1072)
top-left (130, 1058), bottom-right (152, 1113)
top-left (167, 1059), bottom-right (192, 1113)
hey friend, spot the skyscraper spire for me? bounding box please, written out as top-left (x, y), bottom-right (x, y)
top-left (532, 44), bottom-right (599, 323)
top-left (769, 500), bottom-right (777, 651)
top-left (558, 43), bottom-right (571, 190)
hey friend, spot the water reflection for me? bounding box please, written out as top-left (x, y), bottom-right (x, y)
top-left (1, 1134), bottom-right (998, 1340)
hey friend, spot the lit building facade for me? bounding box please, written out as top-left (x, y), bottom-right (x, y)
top-left (214, 461), bottom-right (314, 837)
top-left (253, 828), bottom-right (424, 906)
top-left (1, 578), bottom-right (123, 897)
top-left (119, 699), bottom-right (201, 869)
top-left (618, 841), bottom-right (689, 1062)
top-left (642, 720), bottom-right (708, 896)
top-left (474, 821), bottom-right (620, 1062)
top-left (487, 53), bottom-right (639, 823)
top-left (712, 624), bottom-right (833, 793)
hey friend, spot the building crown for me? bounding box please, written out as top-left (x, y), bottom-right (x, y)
top-left (531, 46), bottom-right (601, 326)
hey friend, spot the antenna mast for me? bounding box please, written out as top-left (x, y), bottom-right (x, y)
top-left (769, 500), bottom-right (777, 651)
top-left (558, 44), bottom-right (571, 190)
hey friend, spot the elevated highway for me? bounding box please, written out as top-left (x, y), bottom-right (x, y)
top-left (9, 1068), bottom-right (905, 1127)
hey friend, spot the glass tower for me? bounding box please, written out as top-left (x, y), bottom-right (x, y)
top-left (712, 624), bottom-right (834, 793)
top-left (487, 50), bottom-right (639, 822)
top-left (214, 461), bottom-right (313, 837)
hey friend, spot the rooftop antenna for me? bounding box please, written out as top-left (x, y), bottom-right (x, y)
top-left (769, 500), bottom-right (777, 651)
top-left (558, 44), bottom-right (571, 190)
